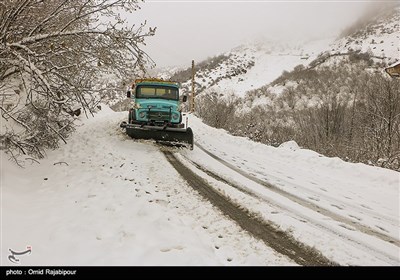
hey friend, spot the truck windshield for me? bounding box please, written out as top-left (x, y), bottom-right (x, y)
top-left (136, 85), bottom-right (179, 100)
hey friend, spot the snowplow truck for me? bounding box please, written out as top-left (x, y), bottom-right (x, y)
top-left (120, 78), bottom-right (194, 150)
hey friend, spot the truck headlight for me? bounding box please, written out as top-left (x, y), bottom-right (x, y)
top-left (139, 111), bottom-right (146, 118)
top-left (172, 113), bottom-right (179, 120)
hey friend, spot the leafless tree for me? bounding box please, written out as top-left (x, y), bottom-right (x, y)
top-left (196, 91), bottom-right (239, 129)
top-left (195, 61), bottom-right (400, 170)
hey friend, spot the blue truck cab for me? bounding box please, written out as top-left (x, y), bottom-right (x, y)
top-left (127, 79), bottom-right (187, 127)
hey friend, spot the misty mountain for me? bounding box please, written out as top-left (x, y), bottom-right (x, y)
top-left (171, 4), bottom-right (398, 100)
top-left (190, 5), bottom-right (400, 171)
top-left (260, 4), bottom-right (399, 105)
top-left (336, 2), bottom-right (399, 61)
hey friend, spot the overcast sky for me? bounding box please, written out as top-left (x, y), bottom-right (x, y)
top-left (128, 0), bottom-right (376, 68)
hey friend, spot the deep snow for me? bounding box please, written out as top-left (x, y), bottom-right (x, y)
top-left (1, 107), bottom-right (399, 265)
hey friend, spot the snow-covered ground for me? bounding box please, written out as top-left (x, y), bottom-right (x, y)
top-left (0, 107), bottom-right (291, 266)
top-left (1, 108), bottom-right (399, 265)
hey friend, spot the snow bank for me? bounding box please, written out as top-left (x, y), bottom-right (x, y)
top-left (278, 140), bottom-right (300, 151)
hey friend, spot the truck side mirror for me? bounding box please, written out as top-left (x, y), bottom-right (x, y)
top-left (182, 95), bottom-right (187, 102)
top-left (127, 90), bottom-right (131, 98)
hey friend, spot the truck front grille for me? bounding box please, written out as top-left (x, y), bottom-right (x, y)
top-left (148, 111), bottom-right (170, 122)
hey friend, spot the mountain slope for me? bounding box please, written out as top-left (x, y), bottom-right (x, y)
top-left (333, 4), bottom-right (400, 64)
top-left (192, 5), bottom-right (400, 171)
top-left (172, 39), bottom-right (333, 98)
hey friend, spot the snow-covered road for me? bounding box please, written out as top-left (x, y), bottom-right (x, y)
top-left (1, 108), bottom-right (292, 266)
top-left (1, 107), bottom-right (399, 265)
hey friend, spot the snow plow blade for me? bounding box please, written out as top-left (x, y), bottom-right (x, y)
top-left (124, 124), bottom-right (194, 150)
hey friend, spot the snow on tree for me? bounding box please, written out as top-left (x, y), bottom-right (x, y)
top-left (0, 0), bottom-right (155, 164)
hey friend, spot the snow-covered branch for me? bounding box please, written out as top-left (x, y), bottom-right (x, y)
top-left (28, 0), bottom-right (70, 37)
top-left (0, 0), bottom-right (155, 164)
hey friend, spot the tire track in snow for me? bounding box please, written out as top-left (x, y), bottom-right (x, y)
top-left (255, 166), bottom-right (396, 226)
top-left (180, 154), bottom-right (399, 265)
top-left (195, 143), bottom-right (400, 248)
top-left (163, 150), bottom-right (336, 266)
top-left (196, 141), bottom-right (398, 226)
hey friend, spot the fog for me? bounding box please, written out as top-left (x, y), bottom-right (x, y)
top-left (128, 0), bottom-right (375, 68)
